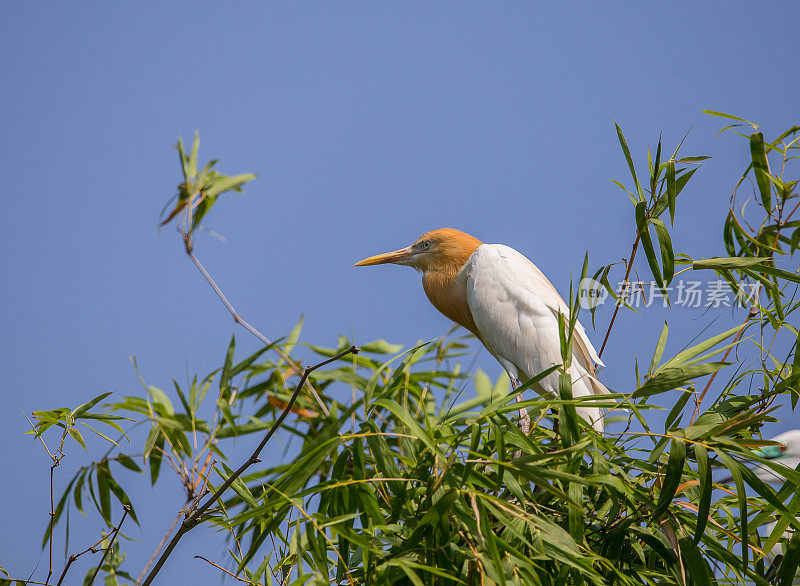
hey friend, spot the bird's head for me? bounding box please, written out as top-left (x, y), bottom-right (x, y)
top-left (757, 429), bottom-right (800, 460)
top-left (354, 228), bottom-right (483, 273)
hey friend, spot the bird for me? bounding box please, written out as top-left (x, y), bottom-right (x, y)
top-left (752, 429), bottom-right (800, 484)
top-left (354, 228), bottom-right (609, 432)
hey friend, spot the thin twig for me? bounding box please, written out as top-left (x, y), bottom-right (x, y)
top-left (56, 519), bottom-right (126, 586)
top-left (134, 510), bottom-right (183, 585)
top-left (599, 235), bottom-right (640, 359)
top-left (47, 462), bottom-right (55, 584)
top-left (139, 345), bottom-right (359, 586)
top-left (84, 504), bottom-right (131, 586)
top-left (181, 231), bottom-right (328, 416)
top-left (44, 431), bottom-right (66, 585)
top-left (194, 555), bottom-right (251, 583)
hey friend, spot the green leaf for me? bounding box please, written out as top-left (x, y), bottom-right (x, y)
top-left (373, 399), bottom-right (438, 455)
top-left (171, 379), bottom-right (192, 416)
top-left (666, 160), bottom-right (677, 224)
top-left (781, 531), bottom-right (800, 586)
top-left (648, 321), bottom-right (669, 376)
top-left (692, 256), bottom-right (769, 269)
top-left (701, 110), bottom-right (749, 122)
top-left (679, 538), bottom-right (713, 586)
top-left (204, 173), bottom-right (258, 199)
top-left (147, 386), bottom-right (174, 415)
top-left (176, 136), bottom-right (189, 181)
top-left (219, 335), bottom-right (236, 396)
top-left (664, 389), bottom-right (691, 432)
top-left (558, 373), bottom-right (580, 446)
top-left (650, 135), bottom-right (662, 195)
top-left (716, 452), bottom-right (749, 572)
top-left (615, 122), bottom-right (645, 201)
top-left (568, 480), bottom-right (584, 544)
top-left (72, 392), bottom-right (113, 420)
top-left (282, 316), bottom-right (305, 358)
top-left (652, 437), bottom-right (685, 518)
top-left (97, 464), bottom-right (112, 525)
top-left (188, 131), bottom-right (199, 178)
top-left (115, 454), bottom-right (142, 473)
top-left (68, 427), bottom-right (86, 451)
top-left (635, 201), bottom-right (665, 292)
top-left (775, 326), bottom-right (800, 395)
top-left (651, 218), bottom-right (674, 286)
top-left (219, 463), bottom-right (258, 508)
top-left (750, 132), bottom-right (773, 213)
top-left (634, 363), bottom-right (729, 397)
top-left (693, 444), bottom-right (712, 546)
top-left (147, 432), bottom-right (165, 486)
top-left (661, 323), bottom-right (746, 370)
top-left (694, 256), bottom-right (800, 284)
top-left (359, 339), bottom-right (404, 354)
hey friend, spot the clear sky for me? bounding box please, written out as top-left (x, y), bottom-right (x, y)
top-left (1, 3), bottom-right (799, 583)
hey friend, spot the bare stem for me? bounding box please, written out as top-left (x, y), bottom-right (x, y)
top-left (46, 463), bottom-right (54, 584)
top-left (45, 441), bottom-right (66, 586)
top-left (194, 555), bottom-right (251, 584)
top-left (56, 523), bottom-right (123, 586)
top-left (59, 504), bottom-right (131, 586)
top-left (139, 345), bottom-right (359, 586)
top-left (134, 510), bottom-right (183, 585)
top-left (181, 232), bottom-right (328, 416)
top-left (598, 235), bottom-right (640, 359)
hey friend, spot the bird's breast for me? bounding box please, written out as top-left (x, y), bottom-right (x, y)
top-left (421, 264), bottom-right (481, 339)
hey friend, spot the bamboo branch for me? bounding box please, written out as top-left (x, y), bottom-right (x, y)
top-left (44, 432), bottom-right (66, 585)
top-left (598, 234), bottom-right (640, 359)
top-left (180, 231), bottom-right (328, 416)
top-left (139, 345), bottom-right (359, 586)
top-left (54, 505), bottom-right (131, 586)
top-left (134, 510), bottom-right (183, 585)
top-left (85, 505), bottom-right (131, 586)
top-left (194, 555), bottom-right (251, 584)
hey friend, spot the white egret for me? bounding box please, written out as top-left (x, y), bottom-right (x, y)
top-left (355, 228), bottom-right (609, 432)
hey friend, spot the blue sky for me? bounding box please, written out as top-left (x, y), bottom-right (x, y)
top-left (1, 3), bottom-right (799, 583)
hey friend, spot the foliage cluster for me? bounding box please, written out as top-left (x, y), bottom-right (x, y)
top-left (3, 113), bottom-right (800, 586)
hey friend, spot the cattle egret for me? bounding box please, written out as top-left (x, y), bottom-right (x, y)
top-left (355, 228), bottom-right (609, 432)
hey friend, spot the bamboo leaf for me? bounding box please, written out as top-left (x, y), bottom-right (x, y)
top-left (781, 531), bottom-right (800, 586)
top-left (616, 122), bottom-right (645, 201)
top-left (750, 132), bottom-right (773, 213)
top-left (652, 437), bottom-right (685, 518)
top-left (717, 452), bottom-right (749, 571)
top-left (648, 321), bottom-right (669, 376)
top-left (72, 392), bottom-right (113, 420)
top-left (634, 362), bottom-right (729, 397)
top-left (651, 218), bottom-right (674, 286)
top-left (693, 444), bottom-right (712, 546)
top-left (635, 201), bottom-right (665, 291)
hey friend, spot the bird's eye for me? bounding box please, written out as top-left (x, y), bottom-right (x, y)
top-left (420, 240), bottom-right (431, 250)
top-left (780, 443), bottom-right (788, 452)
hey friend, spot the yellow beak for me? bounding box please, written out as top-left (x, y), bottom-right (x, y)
top-left (354, 246), bottom-right (415, 267)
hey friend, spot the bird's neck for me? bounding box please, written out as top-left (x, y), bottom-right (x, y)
top-left (422, 250), bottom-right (482, 340)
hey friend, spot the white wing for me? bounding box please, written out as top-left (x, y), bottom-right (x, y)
top-left (464, 244), bottom-right (608, 431)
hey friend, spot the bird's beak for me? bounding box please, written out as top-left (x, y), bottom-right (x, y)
top-left (354, 246), bottom-right (415, 267)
